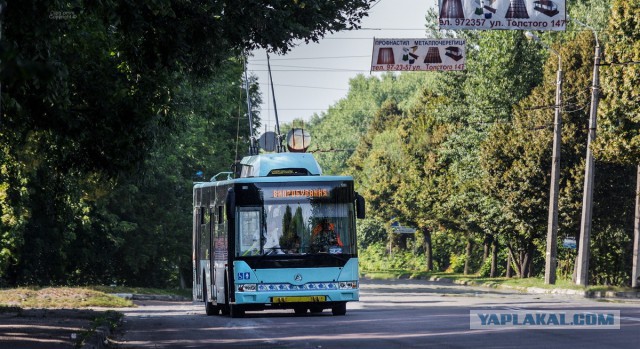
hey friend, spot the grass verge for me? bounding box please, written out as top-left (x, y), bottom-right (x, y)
top-left (90, 285), bottom-right (192, 299)
top-left (0, 287), bottom-right (134, 308)
top-left (361, 270), bottom-right (637, 293)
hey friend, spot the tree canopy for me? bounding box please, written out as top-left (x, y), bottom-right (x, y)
top-left (0, 0), bottom-right (374, 286)
top-left (310, 0), bottom-right (637, 285)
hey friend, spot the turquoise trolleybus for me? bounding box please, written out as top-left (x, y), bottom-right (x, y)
top-left (193, 152), bottom-right (364, 317)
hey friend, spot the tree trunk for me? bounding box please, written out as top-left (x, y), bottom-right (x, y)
top-left (483, 235), bottom-right (490, 263)
top-left (180, 270), bottom-right (187, 289)
top-left (507, 246), bottom-right (520, 277)
top-left (464, 238), bottom-right (473, 275)
top-left (572, 253), bottom-right (579, 283)
top-left (520, 251), bottom-right (528, 278)
top-left (490, 238), bottom-right (498, 277)
top-left (424, 228), bottom-right (433, 271)
top-left (520, 247), bottom-right (534, 278)
top-left (506, 251), bottom-right (512, 278)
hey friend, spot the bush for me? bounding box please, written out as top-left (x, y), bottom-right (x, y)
top-left (359, 242), bottom-right (427, 272)
top-left (356, 218), bottom-right (388, 250)
top-left (446, 254), bottom-right (466, 273)
top-left (477, 255), bottom-right (506, 277)
top-left (359, 242), bottom-right (388, 271)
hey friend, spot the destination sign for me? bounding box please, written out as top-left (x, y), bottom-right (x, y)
top-left (272, 189), bottom-right (329, 198)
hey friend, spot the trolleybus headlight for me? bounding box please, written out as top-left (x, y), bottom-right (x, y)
top-left (238, 284), bottom-right (257, 292)
top-left (339, 281), bottom-right (358, 290)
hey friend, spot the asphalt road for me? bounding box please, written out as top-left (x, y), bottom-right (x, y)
top-left (111, 278), bottom-right (640, 348)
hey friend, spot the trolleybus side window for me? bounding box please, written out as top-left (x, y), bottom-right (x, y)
top-left (237, 208), bottom-right (261, 256)
top-left (199, 207), bottom-right (210, 260)
top-left (217, 205), bottom-right (224, 224)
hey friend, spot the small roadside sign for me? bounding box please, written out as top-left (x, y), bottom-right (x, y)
top-left (391, 221), bottom-right (416, 234)
top-left (563, 237), bottom-right (576, 249)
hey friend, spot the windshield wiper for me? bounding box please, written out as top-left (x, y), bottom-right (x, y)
top-left (309, 252), bottom-right (348, 263)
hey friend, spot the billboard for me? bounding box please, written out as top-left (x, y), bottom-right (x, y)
top-left (438, 0), bottom-right (566, 31)
top-left (371, 38), bottom-right (466, 72)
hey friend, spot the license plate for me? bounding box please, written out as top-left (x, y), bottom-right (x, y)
top-left (272, 296), bottom-right (326, 303)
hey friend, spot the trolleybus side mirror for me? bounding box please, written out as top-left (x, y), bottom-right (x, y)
top-left (226, 188), bottom-right (235, 222)
top-left (356, 193), bottom-right (365, 219)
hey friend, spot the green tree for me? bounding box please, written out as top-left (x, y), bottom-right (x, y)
top-left (594, 0), bottom-right (640, 164)
top-left (0, 1), bottom-right (375, 286)
top-left (592, 0), bottom-right (640, 286)
top-left (310, 72), bottom-right (434, 175)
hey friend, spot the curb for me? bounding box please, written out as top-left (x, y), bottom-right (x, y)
top-left (80, 312), bottom-right (122, 349)
top-left (81, 325), bottom-right (111, 349)
top-left (110, 293), bottom-right (189, 301)
top-left (81, 294), bottom-right (188, 349)
top-left (426, 276), bottom-right (640, 299)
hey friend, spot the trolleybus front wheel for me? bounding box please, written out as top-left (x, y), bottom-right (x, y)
top-left (332, 302), bottom-right (347, 316)
top-left (225, 275), bottom-right (244, 318)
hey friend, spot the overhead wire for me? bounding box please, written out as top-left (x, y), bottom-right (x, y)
top-left (249, 7), bottom-right (597, 131)
top-left (250, 69), bottom-right (372, 72)
top-left (250, 63), bottom-right (369, 71)
top-left (251, 55), bottom-right (370, 61)
top-left (271, 84), bottom-right (348, 91)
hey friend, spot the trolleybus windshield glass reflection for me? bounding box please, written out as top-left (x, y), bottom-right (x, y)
top-left (237, 201), bottom-right (354, 257)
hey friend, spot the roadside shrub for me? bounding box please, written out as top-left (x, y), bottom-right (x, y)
top-left (356, 218), bottom-right (387, 250)
top-left (446, 254), bottom-right (466, 273)
top-left (359, 242), bottom-right (427, 272)
top-left (477, 252), bottom-right (506, 278)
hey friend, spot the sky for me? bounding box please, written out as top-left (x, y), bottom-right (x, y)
top-left (247, 0), bottom-right (437, 135)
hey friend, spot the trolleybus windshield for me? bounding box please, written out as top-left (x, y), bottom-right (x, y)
top-left (235, 182), bottom-right (356, 257)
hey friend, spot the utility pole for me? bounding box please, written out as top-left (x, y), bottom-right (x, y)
top-left (575, 18), bottom-right (601, 287)
top-left (633, 166), bottom-right (640, 288)
top-left (545, 57), bottom-right (563, 285)
top-left (526, 31), bottom-right (563, 285)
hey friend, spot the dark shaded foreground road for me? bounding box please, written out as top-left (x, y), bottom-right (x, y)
top-left (0, 308), bottom-right (99, 348)
top-left (111, 278), bottom-right (640, 348)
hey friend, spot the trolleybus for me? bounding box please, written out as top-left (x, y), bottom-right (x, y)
top-left (193, 152), bottom-right (364, 317)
